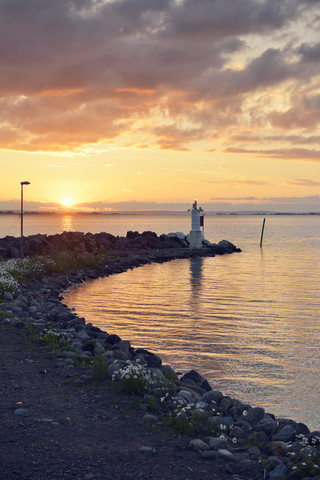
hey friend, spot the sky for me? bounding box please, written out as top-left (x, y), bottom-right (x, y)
top-left (0, 0), bottom-right (320, 213)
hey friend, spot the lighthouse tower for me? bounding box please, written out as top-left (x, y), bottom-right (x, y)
top-left (189, 200), bottom-right (204, 249)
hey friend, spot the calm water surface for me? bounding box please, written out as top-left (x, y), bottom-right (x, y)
top-left (63, 215), bottom-right (320, 429)
top-left (1, 213), bottom-right (319, 428)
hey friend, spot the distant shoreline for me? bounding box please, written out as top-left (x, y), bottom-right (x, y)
top-left (0, 210), bottom-right (319, 216)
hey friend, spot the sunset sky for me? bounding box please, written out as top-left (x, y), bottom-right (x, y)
top-left (0, 0), bottom-right (320, 213)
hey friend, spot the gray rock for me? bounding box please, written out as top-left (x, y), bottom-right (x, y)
top-left (254, 430), bottom-right (269, 444)
top-left (112, 350), bottom-right (128, 361)
top-left (3, 291), bottom-right (13, 301)
top-left (93, 341), bottom-right (105, 356)
top-left (14, 408), bottom-right (29, 416)
top-left (269, 463), bottom-right (287, 478)
top-left (176, 390), bottom-right (197, 403)
top-left (201, 389), bottom-right (223, 404)
top-left (234, 420), bottom-right (252, 435)
top-left (265, 456), bottom-right (284, 472)
top-left (118, 340), bottom-right (131, 355)
top-left (248, 446), bottom-right (261, 457)
top-left (180, 369), bottom-right (211, 392)
top-left (220, 396), bottom-right (233, 411)
top-left (220, 416), bottom-right (234, 428)
top-left (209, 415), bottom-right (222, 428)
top-left (16, 294), bottom-right (28, 305)
top-left (161, 364), bottom-right (179, 383)
top-left (246, 407), bottom-right (265, 426)
top-left (256, 416), bottom-right (277, 436)
top-left (107, 359), bottom-right (127, 377)
top-left (229, 425), bottom-right (247, 440)
top-left (201, 450), bottom-right (218, 459)
top-left (76, 330), bottom-right (90, 340)
top-left (218, 449), bottom-right (234, 460)
top-left (189, 439), bottom-right (210, 451)
top-left (238, 459), bottom-right (263, 476)
top-left (273, 425), bottom-right (296, 442)
top-left (150, 368), bottom-right (165, 382)
top-left (209, 437), bottom-right (228, 450)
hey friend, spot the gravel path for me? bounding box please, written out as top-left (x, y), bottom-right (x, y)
top-left (0, 322), bottom-right (232, 480)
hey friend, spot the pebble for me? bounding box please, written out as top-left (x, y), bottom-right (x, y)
top-left (14, 408), bottom-right (29, 416)
top-left (138, 446), bottom-right (155, 453)
top-left (143, 414), bottom-right (158, 422)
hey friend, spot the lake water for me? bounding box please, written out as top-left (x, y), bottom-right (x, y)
top-left (1, 213), bottom-right (320, 429)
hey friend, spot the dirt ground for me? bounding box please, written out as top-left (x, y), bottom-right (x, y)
top-left (0, 322), bottom-right (235, 480)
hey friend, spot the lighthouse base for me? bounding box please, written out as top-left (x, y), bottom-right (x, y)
top-left (189, 230), bottom-right (203, 249)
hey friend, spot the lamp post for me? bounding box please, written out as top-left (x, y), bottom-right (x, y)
top-left (20, 181), bottom-right (30, 257)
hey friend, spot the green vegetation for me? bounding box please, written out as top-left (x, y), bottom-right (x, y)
top-left (91, 355), bottom-right (109, 381)
top-left (0, 249), bottom-right (109, 300)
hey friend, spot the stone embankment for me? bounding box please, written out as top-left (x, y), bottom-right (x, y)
top-left (0, 229), bottom-right (240, 259)
top-left (1, 231), bottom-right (319, 480)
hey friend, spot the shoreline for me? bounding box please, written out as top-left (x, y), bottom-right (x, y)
top-left (1, 232), bottom-right (320, 479)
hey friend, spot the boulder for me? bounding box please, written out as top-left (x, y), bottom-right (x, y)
top-left (180, 369), bottom-right (212, 392)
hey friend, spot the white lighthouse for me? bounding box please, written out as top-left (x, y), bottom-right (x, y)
top-left (189, 200), bottom-right (204, 249)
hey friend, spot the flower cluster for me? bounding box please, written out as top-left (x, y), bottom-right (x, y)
top-left (112, 360), bottom-right (155, 394)
top-left (161, 396), bottom-right (218, 436)
top-left (0, 259), bottom-right (22, 296)
top-left (286, 433), bottom-right (320, 476)
top-left (0, 257), bottom-right (58, 298)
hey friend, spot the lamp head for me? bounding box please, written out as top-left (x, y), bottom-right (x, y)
top-left (20, 181), bottom-right (30, 185)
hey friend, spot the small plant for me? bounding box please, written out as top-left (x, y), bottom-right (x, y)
top-left (0, 310), bottom-right (13, 318)
top-left (41, 331), bottom-right (70, 352)
top-left (92, 355), bottom-right (108, 381)
top-left (112, 360), bottom-right (155, 394)
top-left (161, 395), bottom-right (219, 436)
top-left (26, 325), bottom-right (70, 353)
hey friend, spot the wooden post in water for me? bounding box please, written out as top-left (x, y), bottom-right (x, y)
top-left (260, 217), bottom-right (266, 248)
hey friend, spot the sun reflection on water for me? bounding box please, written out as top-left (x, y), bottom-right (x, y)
top-left (61, 215), bottom-right (73, 232)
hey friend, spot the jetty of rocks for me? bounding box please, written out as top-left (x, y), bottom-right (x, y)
top-left (0, 230), bottom-right (240, 259)
top-left (1, 231), bottom-right (319, 480)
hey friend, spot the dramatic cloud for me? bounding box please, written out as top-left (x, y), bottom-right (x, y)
top-left (0, 0), bottom-right (319, 154)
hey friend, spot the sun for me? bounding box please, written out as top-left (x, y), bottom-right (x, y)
top-left (61, 198), bottom-right (74, 208)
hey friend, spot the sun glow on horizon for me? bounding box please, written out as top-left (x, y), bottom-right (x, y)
top-left (61, 198), bottom-right (74, 208)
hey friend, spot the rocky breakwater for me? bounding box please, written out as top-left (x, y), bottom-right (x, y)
top-left (2, 233), bottom-right (319, 479)
top-left (0, 229), bottom-right (240, 259)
